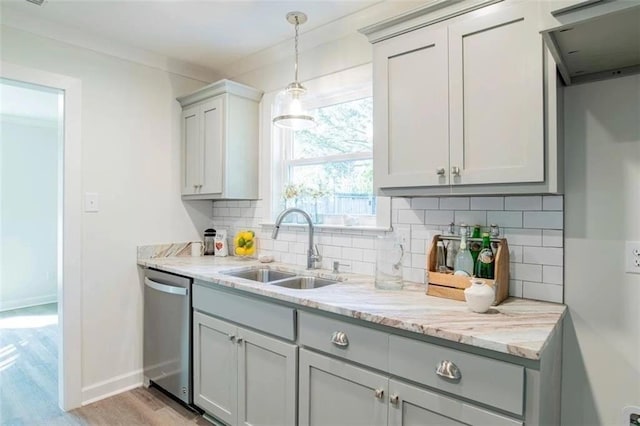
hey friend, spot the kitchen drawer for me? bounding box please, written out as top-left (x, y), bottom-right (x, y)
top-left (298, 310), bottom-right (389, 371)
top-left (389, 335), bottom-right (524, 415)
top-left (193, 283), bottom-right (295, 341)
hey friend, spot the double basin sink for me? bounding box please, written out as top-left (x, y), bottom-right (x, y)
top-left (220, 267), bottom-right (338, 290)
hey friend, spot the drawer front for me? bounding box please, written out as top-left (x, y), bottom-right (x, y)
top-left (389, 335), bottom-right (524, 415)
top-left (298, 310), bottom-right (389, 371)
top-left (193, 283), bottom-right (295, 340)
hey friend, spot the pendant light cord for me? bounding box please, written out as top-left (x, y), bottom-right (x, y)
top-left (294, 16), bottom-right (299, 83)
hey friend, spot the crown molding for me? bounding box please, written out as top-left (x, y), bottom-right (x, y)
top-left (219, 1), bottom-right (422, 81)
top-left (0, 8), bottom-right (220, 83)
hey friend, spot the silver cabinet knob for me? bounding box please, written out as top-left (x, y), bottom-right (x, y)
top-left (236, 337), bottom-right (243, 344)
top-left (374, 388), bottom-right (384, 399)
top-left (389, 394), bottom-right (399, 405)
top-left (330, 331), bottom-right (349, 347)
top-left (435, 360), bottom-right (461, 381)
top-left (451, 166), bottom-right (461, 177)
top-left (229, 335), bottom-right (236, 341)
top-left (436, 168), bottom-right (445, 176)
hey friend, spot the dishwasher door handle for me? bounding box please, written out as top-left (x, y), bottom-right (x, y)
top-left (144, 277), bottom-right (188, 296)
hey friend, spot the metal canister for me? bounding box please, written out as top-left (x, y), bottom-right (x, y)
top-left (203, 228), bottom-right (216, 255)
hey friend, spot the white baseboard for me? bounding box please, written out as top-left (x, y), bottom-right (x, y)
top-left (0, 294), bottom-right (57, 312)
top-left (81, 369), bottom-right (143, 406)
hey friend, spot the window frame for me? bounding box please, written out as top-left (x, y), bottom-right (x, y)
top-left (265, 65), bottom-right (390, 230)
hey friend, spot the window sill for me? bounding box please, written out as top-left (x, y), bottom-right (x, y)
top-left (259, 222), bottom-right (391, 233)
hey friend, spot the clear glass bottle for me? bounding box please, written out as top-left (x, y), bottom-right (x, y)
top-left (454, 233), bottom-right (474, 276)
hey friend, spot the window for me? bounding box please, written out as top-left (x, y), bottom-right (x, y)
top-left (280, 96), bottom-right (376, 226)
top-left (267, 64), bottom-right (390, 229)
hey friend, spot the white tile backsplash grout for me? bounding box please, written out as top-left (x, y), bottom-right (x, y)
top-left (210, 195), bottom-right (564, 304)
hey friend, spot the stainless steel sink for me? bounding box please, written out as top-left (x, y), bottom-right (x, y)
top-left (221, 268), bottom-right (297, 283)
top-left (270, 276), bottom-right (338, 290)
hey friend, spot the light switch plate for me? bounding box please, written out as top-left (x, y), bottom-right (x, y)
top-left (625, 241), bottom-right (640, 274)
top-left (84, 192), bottom-right (99, 212)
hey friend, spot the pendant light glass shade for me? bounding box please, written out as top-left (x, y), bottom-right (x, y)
top-left (272, 11), bottom-right (316, 130)
top-left (272, 82), bottom-right (315, 130)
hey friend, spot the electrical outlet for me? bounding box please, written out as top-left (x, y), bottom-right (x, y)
top-left (622, 406), bottom-right (640, 426)
top-left (625, 241), bottom-right (640, 274)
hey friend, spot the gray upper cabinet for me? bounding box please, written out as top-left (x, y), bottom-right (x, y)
top-left (448, 2), bottom-right (543, 186)
top-left (373, 25), bottom-right (449, 189)
top-left (363, 1), bottom-right (563, 196)
top-left (178, 79), bottom-right (263, 200)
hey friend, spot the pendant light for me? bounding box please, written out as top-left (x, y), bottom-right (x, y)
top-left (272, 11), bottom-right (316, 130)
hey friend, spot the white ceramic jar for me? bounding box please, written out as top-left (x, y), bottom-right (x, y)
top-left (464, 279), bottom-right (495, 313)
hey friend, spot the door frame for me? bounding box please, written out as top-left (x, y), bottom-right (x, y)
top-left (1, 61), bottom-right (83, 410)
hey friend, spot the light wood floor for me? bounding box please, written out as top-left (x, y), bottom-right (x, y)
top-left (0, 304), bottom-right (210, 425)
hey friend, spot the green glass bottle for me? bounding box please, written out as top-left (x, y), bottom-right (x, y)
top-left (470, 225), bottom-right (481, 265)
top-left (475, 233), bottom-right (495, 279)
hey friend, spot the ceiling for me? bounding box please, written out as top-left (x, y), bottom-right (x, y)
top-left (1, 0), bottom-right (382, 73)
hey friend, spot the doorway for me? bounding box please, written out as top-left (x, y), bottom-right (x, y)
top-left (0, 78), bottom-right (63, 422)
top-left (0, 62), bottom-right (82, 412)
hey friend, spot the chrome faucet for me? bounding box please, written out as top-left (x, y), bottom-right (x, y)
top-left (272, 208), bottom-right (321, 269)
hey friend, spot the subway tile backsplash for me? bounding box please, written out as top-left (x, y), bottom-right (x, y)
top-left (209, 195), bottom-right (564, 304)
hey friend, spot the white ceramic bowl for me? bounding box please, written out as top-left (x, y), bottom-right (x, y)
top-left (464, 279), bottom-right (495, 313)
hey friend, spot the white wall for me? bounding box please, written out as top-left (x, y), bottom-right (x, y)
top-left (1, 104), bottom-right (59, 311)
top-left (562, 74), bottom-right (640, 425)
top-left (0, 25), bottom-right (213, 402)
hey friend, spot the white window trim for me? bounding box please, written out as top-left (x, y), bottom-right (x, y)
top-left (258, 64), bottom-right (390, 231)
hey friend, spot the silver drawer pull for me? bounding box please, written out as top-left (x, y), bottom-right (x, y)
top-left (330, 331), bottom-right (349, 347)
top-left (435, 360), bottom-right (461, 381)
top-left (374, 388), bottom-right (384, 399)
top-left (389, 394), bottom-right (399, 405)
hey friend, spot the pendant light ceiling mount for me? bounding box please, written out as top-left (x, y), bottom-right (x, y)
top-left (272, 11), bottom-right (316, 130)
top-left (286, 11), bottom-right (307, 26)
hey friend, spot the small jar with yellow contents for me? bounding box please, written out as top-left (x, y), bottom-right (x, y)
top-left (233, 230), bottom-right (257, 259)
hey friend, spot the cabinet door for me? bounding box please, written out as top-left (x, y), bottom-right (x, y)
top-left (193, 312), bottom-right (238, 425)
top-left (299, 348), bottom-right (387, 426)
top-left (200, 96), bottom-right (224, 195)
top-left (182, 104), bottom-right (201, 195)
top-left (373, 26), bottom-right (449, 189)
top-left (449, 2), bottom-right (544, 185)
top-left (388, 379), bottom-right (523, 426)
top-left (237, 327), bottom-right (297, 426)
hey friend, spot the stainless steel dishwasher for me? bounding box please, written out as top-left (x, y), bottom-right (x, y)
top-left (143, 268), bottom-right (193, 406)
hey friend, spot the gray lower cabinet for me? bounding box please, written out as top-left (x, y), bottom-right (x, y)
top-left (193, 311), bottom-right (297, 426)
top-left (388, 379), bottom-right (522, 426)
top-left (299, 348), bottom-right (388, 426)
top-left (299, 348), bottom-right (522, 426)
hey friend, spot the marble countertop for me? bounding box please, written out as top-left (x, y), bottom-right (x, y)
top-left (137, 255), bottom-right (566, 361)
